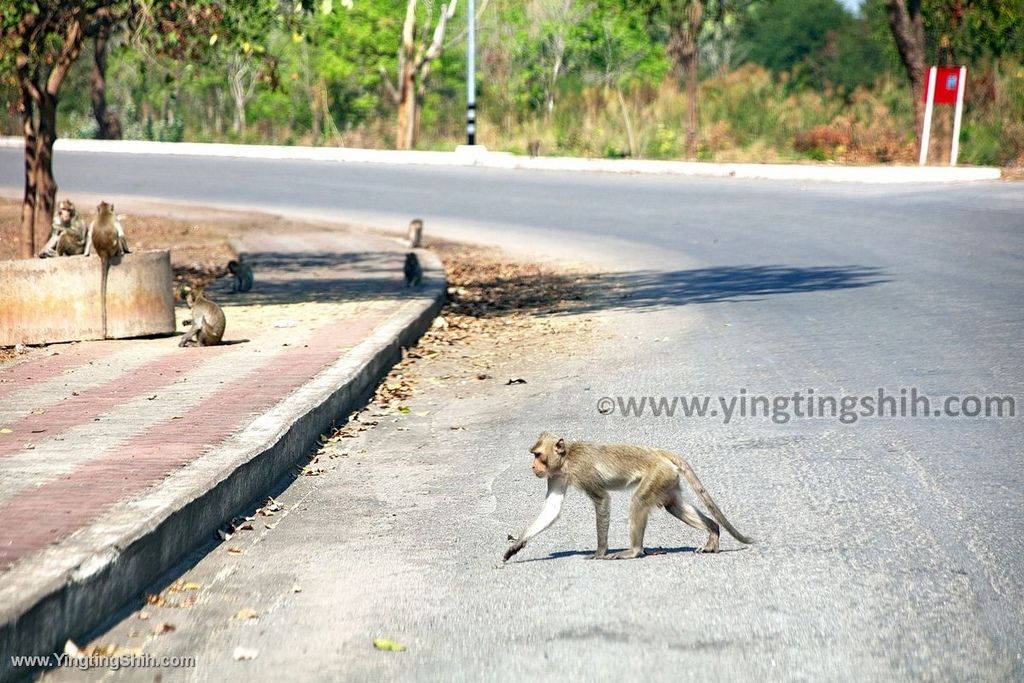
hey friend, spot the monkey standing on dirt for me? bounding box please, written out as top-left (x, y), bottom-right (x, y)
top-left (179, 288), bottom-right (226, 347)
top-left (227, 257), bottom-right (254, 293)
top-left (407, 218), bottom-right (424, 248)
top-left (403, 252), bottom-right (423, 287)
top-left (39, 199), bottom-right (87, 257)
top-left (503, 432), bottom-right (753, 562)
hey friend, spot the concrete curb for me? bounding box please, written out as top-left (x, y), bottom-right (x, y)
top-left (0, 137), bottom-right (1002, 184)
top-left (0, 250), bottom-right (445, 683)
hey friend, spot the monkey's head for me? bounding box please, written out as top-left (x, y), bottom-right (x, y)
top-left (187, 287), bottom-right (207, 307)
top-left (227, 260), bottom-right (239, 274)
top-left (57, 199), bottom-right (77, 225)
top-left (530, 432), bottom-right (566, 478)
top-left (97, 201), bottom-right (114, 216)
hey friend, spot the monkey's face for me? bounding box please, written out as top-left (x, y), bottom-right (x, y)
top-left (530, 432), bottom-right (566, 478)
top-left (57, 201), bottom-right (76, 225)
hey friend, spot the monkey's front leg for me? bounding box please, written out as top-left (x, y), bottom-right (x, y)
top-left (178, 320), bottom-right (201, 347)
top-left (38, 227), bottom-right (61, 258)
top-left (503, 477), bottom-right (568, 562)
top-left (585, 494), bottom-right (610, 559)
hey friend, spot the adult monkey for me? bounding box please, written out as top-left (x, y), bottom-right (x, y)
top-left (38, 199), bottom-right (87, 257)
top-left (503, 432), bottom-right (753, 562)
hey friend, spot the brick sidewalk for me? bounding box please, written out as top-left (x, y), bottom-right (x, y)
top-left (0, 227), bottom-right (441, 674)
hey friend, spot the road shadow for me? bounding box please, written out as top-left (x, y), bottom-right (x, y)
top-left (454, 263), bottom-right (888, 319)
top-left (592, 264), bottom-right (889, 311)
top-left (198, 250), bottom-right (418, 306)
top-left (513, 544), bottom-right (751, 563)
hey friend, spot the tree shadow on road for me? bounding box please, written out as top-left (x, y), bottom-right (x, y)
top-left (587, 264), bottom-right (889, 312)
top-left (201, 250), bottom-right (419, 307)
top-left (447, 262), bottom-right (889, 320)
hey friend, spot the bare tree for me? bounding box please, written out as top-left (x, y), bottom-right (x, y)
top-left (528, 0), bottom-right (592, 116)
top-left (382, 0), bottom-right (458, 150)
top-left (226, 52), bottom-right (259, 135)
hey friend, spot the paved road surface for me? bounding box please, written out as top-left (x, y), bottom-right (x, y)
top-left (4, 149), bottom-right (1022, 680)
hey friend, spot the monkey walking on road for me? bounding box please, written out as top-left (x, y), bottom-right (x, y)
top-left (39, 199), bottom-right (87, 257)
top-left (179, 287), bottom-right (226, 347)
top-left (503, 433), bottom-right (753, 562)
top-left (84, 201), bottom-right (130, 338)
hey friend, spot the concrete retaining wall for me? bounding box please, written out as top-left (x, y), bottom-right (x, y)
top-left (0, 251), bottom-right (176, 346)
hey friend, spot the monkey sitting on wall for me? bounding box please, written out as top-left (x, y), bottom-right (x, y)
top-left (179, 287), bottom-right (226, 347)
top-left (227, 257), bottom-right (254, 293)
top-left (83, 201), bottom-right (130, 259)
top-left (39, 199), bottom-right (87, 258)
top-left (503, 432), bottom-right (753, 562)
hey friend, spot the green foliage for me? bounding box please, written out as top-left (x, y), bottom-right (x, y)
top-left (3, 0), bottom-right (1021, 165)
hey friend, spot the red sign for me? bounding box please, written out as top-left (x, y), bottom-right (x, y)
top-left (921, 66), bottom-right (964, 105)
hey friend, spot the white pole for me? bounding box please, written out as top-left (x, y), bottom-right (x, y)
top-left (950, 66), bottom-right (967, 166)
top-left (919, 66), bottom-right (936, 166)
top-left (466, 0), bottom-right (476, 146)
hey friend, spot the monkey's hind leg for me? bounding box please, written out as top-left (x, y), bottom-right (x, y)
top-left (666, 492), bottom-right (721, 553)
top-left (607, 489), bottom-right (656, 560)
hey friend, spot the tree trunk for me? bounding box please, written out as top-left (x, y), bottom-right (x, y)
top-left (396, 0), bottom-right (417, 150)
top-left (666, 0), bottom-right (703, 158)
top-left (884, 0), bottom-right (926, 151)
top-left (615, 87), bottom-right (636, 157)
top-left (18, 89), bottom-right (38, 259)
top-left (396, 60), bottom-right (416, 150)
top-left (35, 93), bottom-right (60, 248)
top-left (91, 17), bottom-right (122, 139)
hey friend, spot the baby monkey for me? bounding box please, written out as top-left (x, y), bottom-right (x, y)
top-left (403, 252), bottom-right (422, 287)
top-left (227, 257), bottom-right (254, 293)
top-left (503, 432), bottom-right (753, 562)
top-left (179, 287), bottom-right (226, 347)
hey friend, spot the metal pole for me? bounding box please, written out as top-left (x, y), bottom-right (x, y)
top-left (919, 66), bottom-right (936, 166)
top-left (950, 66), bottom-right (967, 166)
top-left (466, 0), bottom-right (476, 146)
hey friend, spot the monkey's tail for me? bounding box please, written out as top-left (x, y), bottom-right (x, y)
top-left (670, 455), bottom-right (754, 545)
top-left (100, 257), bottom-right (109, 339)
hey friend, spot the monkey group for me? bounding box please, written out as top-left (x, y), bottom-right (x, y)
top-left (503, 432), bottom-right (753, 562)
top-left (38, 199), bottom-right (130, 259)
top-left (39, 199), bottom-right (131, 337)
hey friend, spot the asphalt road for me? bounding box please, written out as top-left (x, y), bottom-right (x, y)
top-left (4, 150), bottom-right (1023, 681)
